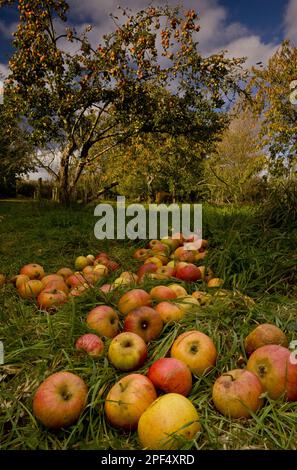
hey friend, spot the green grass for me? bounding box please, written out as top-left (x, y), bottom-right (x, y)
top-left (1, 200), bottom-right (297, 450)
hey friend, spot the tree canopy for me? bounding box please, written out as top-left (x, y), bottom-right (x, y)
top-left (0, 0), bottom-right (246, 203)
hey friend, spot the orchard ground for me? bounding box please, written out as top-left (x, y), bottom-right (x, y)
top-left (1, 200), bottom-right (297, 450)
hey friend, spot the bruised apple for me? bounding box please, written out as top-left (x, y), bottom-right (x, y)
top-left (175, 263), bottom-right (202, 282)
top-left (212, 369), bottom-right (263, 418)
top-left (20, 263), bottom-right (45, 280)
top-left (18, 279), bottom-right (44, 299)
top-left (244, 323), bottom-right (288, 356)
top-left (37, 288), bottom-right (68, 310)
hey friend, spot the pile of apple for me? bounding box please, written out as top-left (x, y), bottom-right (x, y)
top-left (6, 252), bottom-right (121, 309)
top-left (133, 234), bottom-right (223, 288)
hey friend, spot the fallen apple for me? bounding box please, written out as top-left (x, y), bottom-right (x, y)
top-left (212, 369), bottom-right (263, 418)
top-left (150, 285), bottom-right (177, 301)
top-left (108, 332), bottom-right (147, 371)
top-left (37, 288), bottom-right (68, 310)
top-left (118, 289), bottom-right (152, 315)
top-left (33, 371), bottom-right (88, 429)
top-left (74, 256), bottom-right (89, 271)
top-left (244, 323), bottom-right (288, 356)
top-left (123, 306), bottom-right (163, 343)
top-left (18, 279), bottom-right (44, 299)
top-left (86, 305), bottom-right (119, 338)
top-left (155, 301), bottom-right (184, 323)
top-left (75, 334), bottom-right (104, 357)
top-left (138, 393), bottom-right (200, 450)
top-left (20, 263), bottom-right (45, 280)
top-left (171, 330), bottom-right (217, 375)
top-left (148, 357), bottom-right (192, 396)
top-left (246, 345), bottom-right (297, 401)
top-left (105, 374), bottom-right (157, 430)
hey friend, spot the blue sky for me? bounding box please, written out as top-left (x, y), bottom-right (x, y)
top-left (0, 0), bottom-right (296, 78)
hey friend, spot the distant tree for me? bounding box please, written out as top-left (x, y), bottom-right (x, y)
top-left (95, 131), bottom-right (206, 202)
top-left (204, 108), bottom-right (267, 203)
top-left (248, 40), bottom-right (297, 175)
top-left (0, 0), bottom-right (246, 204)
top-left (0, 107), bottom-right (33, 197)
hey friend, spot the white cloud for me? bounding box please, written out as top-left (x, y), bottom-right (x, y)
top-left (68, 0), bottom-right (279, 66)
top-left (223, 36), bottom-right (279, 67)
top-left (284, 0), bottom-right (297, 43)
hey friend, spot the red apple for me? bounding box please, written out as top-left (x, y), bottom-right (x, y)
top-left (175, 263), bottom-right (202, 282)
top-left (244, 324), bottom-right (288, 356)
top-left (123, 306), bottom-right (163, 343)
top-left (148, 358), bottom-right (192, 396)
top-left (37, 288), bottom-right (68, 310)
top-left (105, 374), bottom-right (157, 430)
top-left (150, 285), bottom-right (177, 301)
top-left (137, 263), bottom-right (158, 281)
top-left (108, 332), bottom-right (147, 371)
top-left (33, 371), bottom-right (88, 429)
top-left (86, 305), bottom-right (119, 338)
top-left (171, 330), bottom-right (217, 375)
top-left (106, 260), bottom-right (120, 271)
top-left (172, 247), bottom-right (195, 263)
top-left (212, 369), bottom-right (263, 418)
top-left (20, 263), bottom-right (45, 280)
top-left (246, 345), bottom-right (297, 401)
top-left (66, 273), bottom-right (86, 288)
top-left (75, 334), bottom-right (104, 357)
top-left (155, 301), bottom-right (184, 323)
top-left (118, 289), bottom-right (152, 315)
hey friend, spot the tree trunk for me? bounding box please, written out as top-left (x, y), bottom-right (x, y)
top-left (58, 144), bottom-right (74, 205)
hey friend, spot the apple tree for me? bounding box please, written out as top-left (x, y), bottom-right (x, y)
top-left (248, 40), bottom-right (297, 175)
top-left (0, 0), bottom-right (246, 204)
